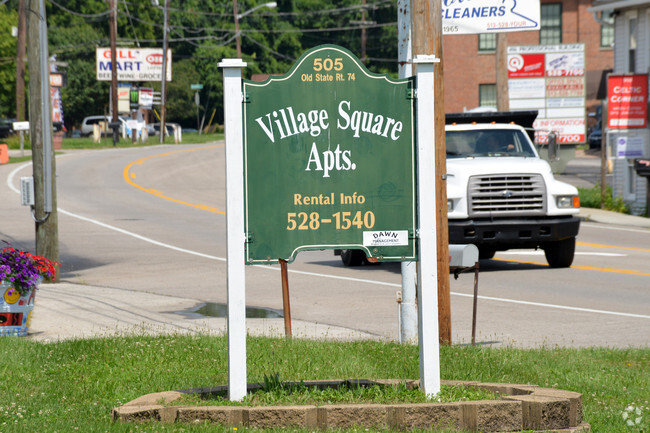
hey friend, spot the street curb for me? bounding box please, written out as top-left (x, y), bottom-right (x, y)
top-left (112, 379), bottom-right (590, 432)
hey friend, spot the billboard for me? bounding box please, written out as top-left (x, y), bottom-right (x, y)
top-left (442, 0), bottom-right (540, 34)
top-left (607, 74), bottom-right (648, 129)
top-left (96, 48), bottom-right (172, 82)
top-left (508, 44), bottom-right (586, 144)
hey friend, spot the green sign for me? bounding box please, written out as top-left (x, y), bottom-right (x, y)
top-left (130, 86), bottom-right (139, 109)
top-left (243, 45), bottom-right (416, 264)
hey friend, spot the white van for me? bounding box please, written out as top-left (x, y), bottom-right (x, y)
top-left (80, 115), bottom-right (128, 137)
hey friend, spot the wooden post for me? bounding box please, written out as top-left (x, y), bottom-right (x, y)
top-left (109, 0), bottom-right (119, 146)
top-left (160, 0), bottom-right (169, 144)
top-left (471, 262), bottom-right (479, 346)
top-left (27, 0), bottom-right (59, 281)
top-left (496, 33), bottom-right (509, 111)
top-left (16, 0), bottom-right (26, 122)
top-left (411, 0), bottom-right (451, 345)
top-left (279, 259), bottom-right (292, 338)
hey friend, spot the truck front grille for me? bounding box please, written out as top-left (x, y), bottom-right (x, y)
top-left (468, 174), bottom-right (546, 217)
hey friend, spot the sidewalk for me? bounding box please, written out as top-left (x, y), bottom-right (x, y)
top-left (578, 206), bottom-right (650, 227)
top-left (26, 283), bottom-right (380, 343)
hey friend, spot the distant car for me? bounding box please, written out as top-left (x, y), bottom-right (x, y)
top-left (588, 123), bottom-right (602, 149)
top-left (80, 115), bottom-right (128, 137)
top-left (0, 118), bottom-right (15, 138)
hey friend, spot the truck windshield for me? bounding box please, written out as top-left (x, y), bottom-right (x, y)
top-left (446, 129), bottom-right (536, 158)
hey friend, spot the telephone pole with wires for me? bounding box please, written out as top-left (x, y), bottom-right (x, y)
top-left (27, 0), bottom-right (59, 280)
top-left (16, 0), bottom-right (26, 122)
top-left (109, 0), bottom-right (119, 146)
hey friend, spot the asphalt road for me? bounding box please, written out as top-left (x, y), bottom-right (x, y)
top-left (2, 143), bottom-right (649, 347)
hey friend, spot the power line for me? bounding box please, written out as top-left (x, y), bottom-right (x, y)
top-left (243, 33), bottom-right (295, 61)
top-left (48, 0), bottom-right (113, 18)
top-left (121, 0), bottom-right (141, 47)
top-left (136, 0), bottom-right (393, 18)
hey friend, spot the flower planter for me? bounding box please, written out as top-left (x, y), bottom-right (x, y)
top-left (0, 281), bottom-right (36, 336)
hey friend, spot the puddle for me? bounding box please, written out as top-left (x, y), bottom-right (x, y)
top-left (192, 302), bottom-right (283, 319)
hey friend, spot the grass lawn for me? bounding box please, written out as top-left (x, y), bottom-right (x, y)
top-left (2, 131), bottom-right (223, 155)
top-left (0, 335), bottom-right (647, 432)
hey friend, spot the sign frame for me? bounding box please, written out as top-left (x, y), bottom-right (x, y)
top-left (607, 74), bottom-right (648, 129)
top-left (242, 45), bottom-right (417, 265)
top-left (508, 43), bottom-right (587, 144)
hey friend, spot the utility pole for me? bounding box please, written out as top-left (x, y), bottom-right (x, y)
top-left (496, 33), bottom-right (509, 111)
top-left (233, 0), bottom-right (242, 58)
top-left (411, 0), bottom-right (451, 344)
top-left (160, 0), bottom-right (169, 144)
top-left (27, 0), bottom-right (59, 281)
top-left (16, 0), bottom-right (26, 122)
top-left (361, 0), bottom-right (367, 63)
top-left (109, 0), bottom-right (119, 146)
top-left (351, 0), bottom-right (374, 64)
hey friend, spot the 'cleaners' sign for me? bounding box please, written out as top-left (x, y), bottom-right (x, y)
top-left (96, 48), bottom-right (172, 82)
top-left (442, 0), bottom-right (540, 34)
top-left (243, 45), bottom-right (416, 264)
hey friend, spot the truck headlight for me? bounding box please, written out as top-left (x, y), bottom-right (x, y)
top-left (447, 199), bottom-right (454, 212)
top-left (557, 195), bottom-right (580, 208)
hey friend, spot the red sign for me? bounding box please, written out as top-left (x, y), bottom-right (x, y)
top-left (508, 54), bottom-right (545, 78)
top-left (608, 74), bottom-right (648, 128)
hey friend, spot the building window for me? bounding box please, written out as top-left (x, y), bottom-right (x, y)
top-left (600, 10), bottom-right (615, 48)
top-left (540, 3), bottom-right (562, 45)
top-left (479, 84), bottom-right (497, 108)
top-left (478, 33), bottom-right (496, 52)
top-left (628, 15), bottom-right (637, 72)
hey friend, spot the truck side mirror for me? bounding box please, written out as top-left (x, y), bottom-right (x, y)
top-left (547, 131), bottom-right (558, 160)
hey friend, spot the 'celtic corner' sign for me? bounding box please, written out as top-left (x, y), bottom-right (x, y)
top-left (243, 45), bottom-right (416, 264)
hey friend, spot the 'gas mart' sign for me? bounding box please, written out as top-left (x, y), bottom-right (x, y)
top-left (243, 45), bottom-right (416, 264)
top-left (96, 48), bottom-right (172, 82)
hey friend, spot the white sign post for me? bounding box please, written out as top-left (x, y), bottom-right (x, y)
top-left (219, 58), bottom-right (248, 401)
top-left (413, 54), bottom-right (441, 398)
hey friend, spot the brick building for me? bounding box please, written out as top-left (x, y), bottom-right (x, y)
top-left (589, 0), bottom-right (650, 215)
top-left (442, 0), bottom-right (614, 115)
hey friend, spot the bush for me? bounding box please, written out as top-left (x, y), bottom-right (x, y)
top-left (578, 184), bottom-right (630, 214)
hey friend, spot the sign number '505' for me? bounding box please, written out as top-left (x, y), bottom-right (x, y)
top-left (313, 58), bottom-right (343, 72)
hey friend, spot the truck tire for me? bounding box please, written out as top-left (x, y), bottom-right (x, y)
top-left (543, 237), bottom-right (576, 268)
top-left (478, 247), bottom-right (496, 260)
top-left (340, 249), bottom-right (366, 266)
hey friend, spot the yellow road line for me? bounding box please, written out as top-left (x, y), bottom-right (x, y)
top-left (493, 257), bottom-right (650, 276)
top-left (577, 241), bottom-right (650, 253)
top-left (123, 145), bottom-right (225, 215)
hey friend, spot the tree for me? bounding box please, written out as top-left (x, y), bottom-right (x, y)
top-left (0, 0), bottom-right (402, 129)
top-left (0, 6), bottom-right (18, 118)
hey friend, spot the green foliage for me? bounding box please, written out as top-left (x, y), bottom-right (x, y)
top-left (187, 379), bottom-right (498, 407)
top-left (0, 335), bottom-right (647, 432)
top-left (578, 184), bottom-right (630, 214)
top-left (0, 0), bottom-right (400, 129)
top-left (0, 6), bottom-right (18, 118)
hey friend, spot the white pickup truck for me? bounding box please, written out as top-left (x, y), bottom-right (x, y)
top-left (338, 111), bottom-right (581, 268)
